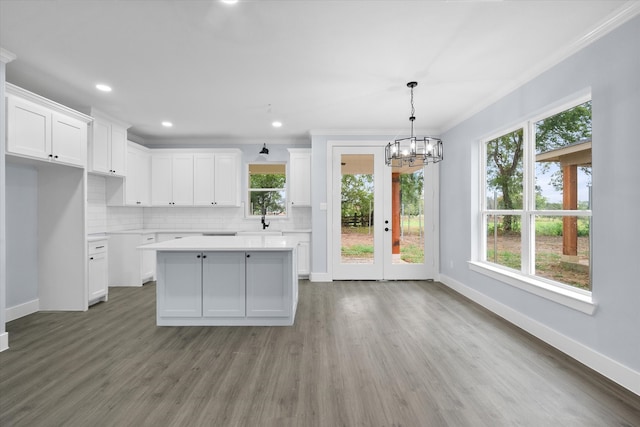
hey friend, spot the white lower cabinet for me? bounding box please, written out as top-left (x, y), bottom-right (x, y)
top-left (156, 250), bottom-right (294, 324)
top-left (283, 232), bottom-right (311, 276)
top-left (88, 239), bottom-right (108, 305)
top-left (108, 233), bottom-right (156, 286)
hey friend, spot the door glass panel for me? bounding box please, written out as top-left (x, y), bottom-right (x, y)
top-left (340, 154), bottom-right (374, 264)
top-left (392, 166), bottom-right (425, 264)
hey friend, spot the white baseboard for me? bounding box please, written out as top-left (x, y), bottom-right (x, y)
top-left (439, 274), bottom-right (640, 397)
top-left (0, 332), bottom-right (8, 352)
top-left (6, 298), bottom-right (39, 322)
top-left (309, 272), bottom-right (332, 282)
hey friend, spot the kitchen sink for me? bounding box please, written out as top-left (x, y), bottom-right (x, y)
top-left (235, 230), bottom-right (283, 236)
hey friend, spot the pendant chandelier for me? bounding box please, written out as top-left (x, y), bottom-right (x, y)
top-left (385, 82), bottom-right (443, 167)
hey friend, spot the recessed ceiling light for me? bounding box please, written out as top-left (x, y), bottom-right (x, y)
top-left (162, 121), bottom-right (173, 127)
top-left (221, 0), bottom-right (238, 4)
top-left (96, 84), bottom-right (112, 92)
top-left (272, 121), bottom-right (282, 128)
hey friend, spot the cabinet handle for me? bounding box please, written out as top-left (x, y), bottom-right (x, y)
top-left (146, 238), bottom-right (154, 241)
top-left (137, 201), bottom-right (141, 205)
top-left (95, 245), bottom-right (105, 249)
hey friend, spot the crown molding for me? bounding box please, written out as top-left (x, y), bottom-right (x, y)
top-left (309, 128), bottom-right (441, 137)
top-left (0, 48), bottom-right (17, 64)
top-left (6, 83), bottom-right (92, 123)
top-left (440, 1), bottom-right (640, 135)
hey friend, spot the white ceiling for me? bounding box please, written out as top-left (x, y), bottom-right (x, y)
top-left (1, 1), bottom-right (637, 145)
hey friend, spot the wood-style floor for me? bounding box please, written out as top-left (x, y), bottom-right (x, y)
top-left (1, 280), bottom-right (639, 427)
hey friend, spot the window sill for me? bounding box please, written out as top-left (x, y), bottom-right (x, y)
top-left (467, 261), bottom-right (596, 315)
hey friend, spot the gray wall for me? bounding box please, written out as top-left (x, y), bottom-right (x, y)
top-left (6, 163), bottom-right (39, 307)
top-left (439, 16), bottom-right (640, 371)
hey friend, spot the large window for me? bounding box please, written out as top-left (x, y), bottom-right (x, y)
top-left (247, 163), bottom-right (287, 217)
top-left (481, 98), bottom-right (592, 292)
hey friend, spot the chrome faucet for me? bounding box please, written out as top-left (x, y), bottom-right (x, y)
top-left (261, 215), bottom-right (270, 230)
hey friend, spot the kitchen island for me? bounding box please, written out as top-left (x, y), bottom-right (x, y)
top-left (140, 235), bottom-right (298, 326)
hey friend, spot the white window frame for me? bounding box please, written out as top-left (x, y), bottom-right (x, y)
top-left (470, 93), bottom-right (595, 314)
top-left (246, 162), bottom-right (288, 219)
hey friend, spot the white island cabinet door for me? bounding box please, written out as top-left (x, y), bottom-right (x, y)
top-left (202, 252), bottom-right (246, 317)
top-left (246, 251), bottom-right (292, 317)
top-left (157, 252), bottom-right (202, 317)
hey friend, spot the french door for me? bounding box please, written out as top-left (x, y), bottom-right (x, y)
top-left (331, 144), bottom-right (437, 280)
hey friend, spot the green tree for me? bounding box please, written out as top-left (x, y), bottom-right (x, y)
top-left (250, 173), bottom-right (286, 215)
top-left (486, 101), bottom-right (591, 232)
top-left (400, 170), bottom-right (424, 215)
top-left (341, 174), bottom-right (373, 222)
top-left (536, 101), bottom-right (592, 190)
top-left (486, 129), bottom-right (523, 232)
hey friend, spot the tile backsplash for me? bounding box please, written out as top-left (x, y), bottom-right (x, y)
top-left (87, 174), bottom-right (310, 233)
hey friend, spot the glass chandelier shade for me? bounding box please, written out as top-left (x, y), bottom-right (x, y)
top-left (385, 82), bottom-right (443, 167)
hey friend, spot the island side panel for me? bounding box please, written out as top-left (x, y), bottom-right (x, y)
top-left (246, 251), bottom-right (292, 318)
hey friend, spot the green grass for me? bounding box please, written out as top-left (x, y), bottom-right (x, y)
top-left (401, 244), bottom-right (424, 263)
top-left (341, 244), bottom-right (374, 257)
top-left (486, 249), bottom-right (521, 269)
top-left (488, 217), bottom-right (590, 237)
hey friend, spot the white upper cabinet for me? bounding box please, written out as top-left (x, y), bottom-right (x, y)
top-left (193, 152), bottom-right (241, 206)
top-left (125, 142), bottom-right (151, 206)
top-left (193, 153), bottom-right (215, 206)
top-left (151, 153), bottom-right (194, 206)
top-left (105, 141), bottom-right (151, 206)
top-left (213, 152), bottom-right (241, 206)
top-left (6, 84), bottom-right (90, 168)
top-left (153, 149), bottom-right (240, 207)
top-left (89, 110), bottom-right (129, 177)
top-left (288, 148), bottom-right (311, 206)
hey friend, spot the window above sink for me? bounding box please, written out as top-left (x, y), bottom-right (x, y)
top-left (247, 162), bottom-right (287, 218)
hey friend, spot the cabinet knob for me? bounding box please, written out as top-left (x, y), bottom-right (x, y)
top-left (246, 254), bottom-right (250, 258)
top-left (385, 227), bottom-right (389, 232)
top-left (89, 257), bottom-right (94, 260)
top-left (54, 155), bottom-right (58, 159)
top-left (197, 254), bottom-right (201, 259)
top-left (202, 255), bottom-right (207, 259)
top-left (48, 154), bottom-right (53, 158)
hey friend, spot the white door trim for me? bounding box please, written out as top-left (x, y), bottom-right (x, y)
top-left (326, 140), bottom-right (440, 281)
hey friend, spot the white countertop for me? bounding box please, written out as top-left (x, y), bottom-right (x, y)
top-left (106, 228), bottom-right (311, 235)
top-left (139, 235), bottom-right (298, 251)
